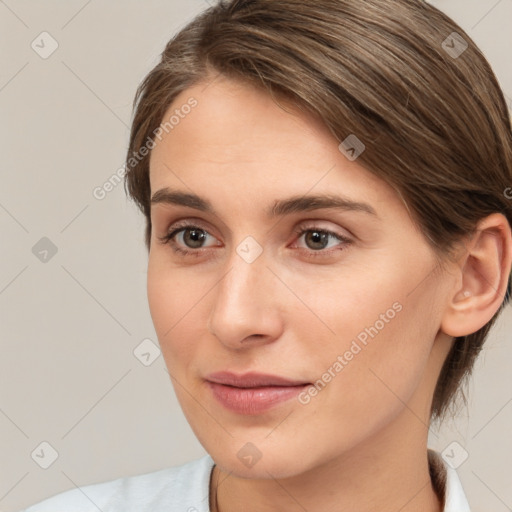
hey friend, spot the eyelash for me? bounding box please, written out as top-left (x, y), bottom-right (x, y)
top-left (157, 221), bottom-right (352, 259)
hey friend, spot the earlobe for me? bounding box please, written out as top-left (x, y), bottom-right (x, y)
top-left (441, 213), bottom-right (512, 338)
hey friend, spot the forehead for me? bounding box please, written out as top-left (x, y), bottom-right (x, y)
top-left (148, 76), bottom-right (398, 211)
top-left (152, 77), bottom-right (333, 160)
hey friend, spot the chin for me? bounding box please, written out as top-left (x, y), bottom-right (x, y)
top-left (200, 430), bottom-right (328, 480)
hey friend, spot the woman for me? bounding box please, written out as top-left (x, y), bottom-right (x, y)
top-left (21, 0), bottom-right (512, 510)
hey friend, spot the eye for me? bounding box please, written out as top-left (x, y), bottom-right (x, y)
top-left (157, 221), bottom-right (352, 259)
top-left (292, 225), bottom-right (352, 258)
top-left (157, 222), bottom-right (219, 257)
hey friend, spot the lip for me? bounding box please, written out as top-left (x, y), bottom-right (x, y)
top-left (205, 371), bottom-right (311, 415)
top-left (206, 371), bottom-right (309, 388)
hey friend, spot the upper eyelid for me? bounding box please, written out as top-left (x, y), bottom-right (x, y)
top-left (165, 221), bottom-right (351, 245)
top-left (166, 218), bottom-right (349, 233)
top-left (162, 227), bottom-right (351, 263)
top-left (153, 206), bottom-right (355, 229)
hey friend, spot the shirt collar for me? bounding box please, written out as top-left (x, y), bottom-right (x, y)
top-left (428, 449), bottom-right (471, 511)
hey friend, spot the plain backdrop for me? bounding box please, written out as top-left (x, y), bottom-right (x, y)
top-left (1, 1), bottom-right (511, 511)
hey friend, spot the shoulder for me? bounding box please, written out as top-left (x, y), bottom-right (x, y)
top-left (20, 455), bottom-right (215, 512)
top-left (428, 449), bottom-right (471, 512)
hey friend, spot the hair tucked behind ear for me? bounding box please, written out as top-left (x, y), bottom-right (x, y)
top-left (123, 0), bottom-right (512, 422)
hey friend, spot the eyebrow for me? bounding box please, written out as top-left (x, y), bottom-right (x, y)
top-left (150, 188), bottom-right (378, 218)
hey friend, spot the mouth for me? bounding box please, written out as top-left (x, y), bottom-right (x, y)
top-left (205, 371), bottom-right (311, 415)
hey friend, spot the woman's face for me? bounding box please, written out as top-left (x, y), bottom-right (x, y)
top-left (147, 75), bottom-right (455, 478)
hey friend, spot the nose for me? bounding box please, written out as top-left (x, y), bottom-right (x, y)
top-left (207, 246), bottom-right (283, 350)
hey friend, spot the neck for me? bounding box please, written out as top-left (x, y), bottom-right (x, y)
top-left (210, 411), bottom-right (443, 512)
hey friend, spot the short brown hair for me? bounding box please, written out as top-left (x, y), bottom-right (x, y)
top-left (123, 0), bottom-right (512, 421)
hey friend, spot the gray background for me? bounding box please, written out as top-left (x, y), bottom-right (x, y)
top-left (1, 1), bottom-right (511, 511)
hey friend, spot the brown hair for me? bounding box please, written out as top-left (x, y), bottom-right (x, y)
top-left (123, 0), bottom-right (512, 421)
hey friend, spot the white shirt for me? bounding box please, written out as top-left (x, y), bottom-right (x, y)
top-left (20, 449), bottom-right (470, 511)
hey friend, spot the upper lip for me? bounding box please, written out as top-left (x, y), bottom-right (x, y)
top-left (206, 371), bottom-right (310, 388)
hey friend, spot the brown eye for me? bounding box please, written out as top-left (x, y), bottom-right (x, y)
top-left (157, 223), bottom-right (218, 255)
top-left (293, 226), bottom-right (352, 259)
top-left (179, 227), bottom-right (208, 249)
top-left (303, 230), bottom-right (331, 250)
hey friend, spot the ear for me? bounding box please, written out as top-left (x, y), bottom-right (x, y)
top-left (441, 213), bottom-right (512, 338)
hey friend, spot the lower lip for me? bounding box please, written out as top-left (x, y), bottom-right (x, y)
top-left (207, 382), bottom-right (309, 415)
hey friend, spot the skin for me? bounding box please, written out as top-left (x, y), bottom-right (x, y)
top-left (147, 74), bottom-right (512, 512)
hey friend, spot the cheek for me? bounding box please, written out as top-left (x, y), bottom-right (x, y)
top-left (147, 262), bottom-right (205, 369)
top-left (291, 264), bottom-right (439, 429)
